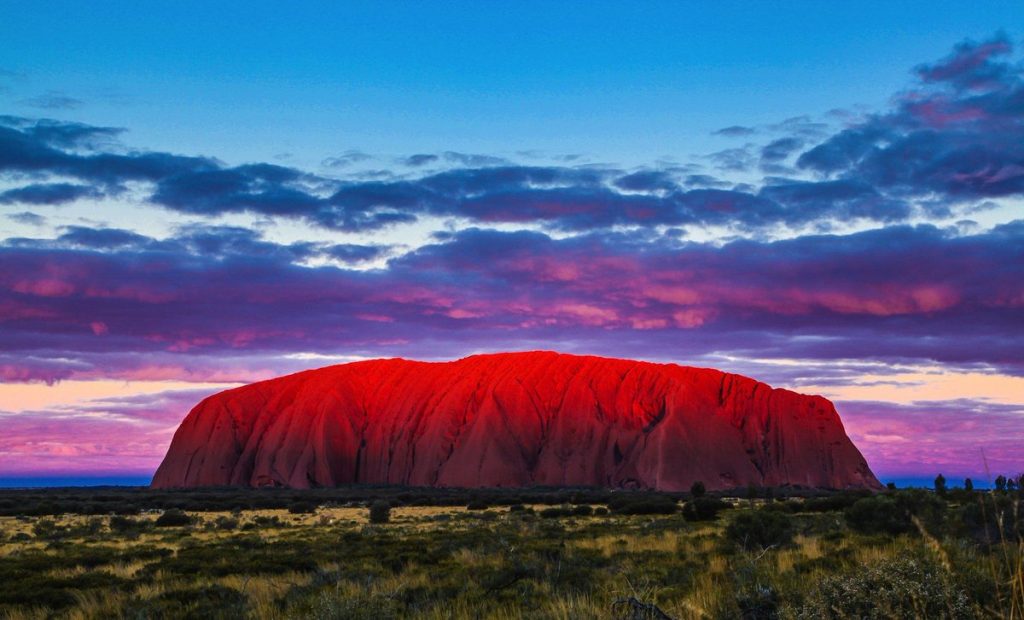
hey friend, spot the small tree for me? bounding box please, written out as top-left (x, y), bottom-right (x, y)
top-left (995, 475), bottom-right (1007, 492)
top-left (368, 500), bottom-right (391, 524)
top-left (690, 481), bottom-right (706, 498)
top-left (963, 478), bottom-right (973, 492)
top-left (934, 474), bottom-right (947, 497)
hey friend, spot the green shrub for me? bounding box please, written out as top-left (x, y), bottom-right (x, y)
top-left (844, 491), bottom-right (946, 537)
top-left (125, 584), bottom-right (249, 619)
top-left (288, 501), bottom-right (317, 514)
top-left (109, 515), bottom-right (139, 532)
top-left (214, 516), bottom-right (239, 531)
top-left (368, 500), bottom-right (391, 524)
top-left (608, 493), bottom-right (678, 515)
top-left (572, 504), bottom-right (594, 517)
top-left (682, 497), bottom-right (729, 522)
top-left (802, 491), bottom-right (870, 513)
top-left (539, 506), bottom-right (572, 519)
top-left (155, 508), bottom-right (193, 527)
top-left (736, 583), bottom-right (780, 620)
top-left (796, 556), bottom-right (970, 619)
top-left (958, 494), bottom-right (1023, 543)
top-left (32, 518), bottom-right (62, 539)
top-left (726, 509), bottom-right (794, 550)
top-left (466, 499), bottom-right (490, 510)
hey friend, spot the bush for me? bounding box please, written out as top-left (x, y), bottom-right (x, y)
top-left (844, 496), bottom-right (912, 536)
top-left (797, 556), bottom-right (970, 619)
top-left (572, 504), bottom-right (594, 517)
top-left (802, 491), bottom-right (871, 513)
top-left (109, 515), bottom-right (138, 533)
top-left (726, 509), bottom-right (794, 550)
top-left (690, 481), bottom-right (706, 498)
top-left (288, 501), bottom-right (317, 514)
top-left (682, 497), bottom-right (729, 522)
top-left (736, 583), bottom-right (780, 620)
top-left (368, 500), bottom-right (391, 524)
top-left (32, 518), bottom-right (62, 540)
top-left (214, 516), bottom-right (239, 531)
top-left (844, 491), bottom-right (946, 537)
top-left (608, 493), bottom-right (679, 515)
top-left (125, 584), bottom-right (249, 618)
top-left (539, 506), bottom-right (573, 519)
top-left (466, 499), bottom-right (490, 511)
top-left (155, 509), bottom-right (193, 528)
top-left (958, 494), bottom-right (1023, 543)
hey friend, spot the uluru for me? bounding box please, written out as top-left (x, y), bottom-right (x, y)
top-left (152, 351), bottom-right (880, 491)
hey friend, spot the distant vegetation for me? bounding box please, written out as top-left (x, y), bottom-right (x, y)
top-left (0, 480), bottom-right (1020, 618)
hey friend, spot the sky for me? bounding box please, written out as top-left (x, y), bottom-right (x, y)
top-left (1, 2), bottom-right (1022, 486)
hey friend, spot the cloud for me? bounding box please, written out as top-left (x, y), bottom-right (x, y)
top-left (401, 153), bottom-right (439, 167)
top-left (5, 34), bottom-right (1022, 236)
top-left (440, 151), bottom-right (508, 167)
top-left (0, 182), bottom-right (102, 206)
top-left (1, 221), bottom-right (1021, 385)
top-left (321, 150), bottom-right (373, 168)
top-left (0, 388), bottom-right (218, 475)
top-left (915, 31), bottom-right (1013, 91)
top-left (18, 91), bottom-right (85, 110)
top-left (322, 243), bottom-right (392, 263)
top-left (760, 137), bottom-right (805, 172)
top-left (713, 125), bottom-right (756, 137)
top-left (797, 33), bottom-right (1024, 201)
top-left (5, 212), bottom-right (46, 226)
top-left (57, 226), bottom-right (153, 249)
top-left (840, 398), bottom-right (1024, 480)
top-left (707, 146), bottom-right (754, 172)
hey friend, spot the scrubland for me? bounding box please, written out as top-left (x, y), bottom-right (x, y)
top-left (0, 486), bottom-right (1020, 619)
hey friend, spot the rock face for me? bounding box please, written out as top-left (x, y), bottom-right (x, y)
top-left (152, 351), bottom-right (880, 491)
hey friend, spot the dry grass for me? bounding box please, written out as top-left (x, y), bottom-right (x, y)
top-left (1, 497), bottom-right (1021, 619)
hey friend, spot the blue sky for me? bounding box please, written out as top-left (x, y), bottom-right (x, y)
top-left (1, 3), bottom-right (1023, 483)
top-left (3, 1), bottom-right (1020, 168)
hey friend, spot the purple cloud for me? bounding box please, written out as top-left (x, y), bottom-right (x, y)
top-left (1, 221), bottom-right (1021, 385)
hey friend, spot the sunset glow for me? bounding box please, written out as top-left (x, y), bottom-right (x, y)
top-left (1, 4), bottom-right (1022, 485)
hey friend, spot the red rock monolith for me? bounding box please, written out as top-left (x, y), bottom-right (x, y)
top-left (152, 351), bottom-right (880, 491)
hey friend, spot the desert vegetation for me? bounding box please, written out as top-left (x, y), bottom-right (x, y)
top-left (0, 483), bottom-right (1020, 619)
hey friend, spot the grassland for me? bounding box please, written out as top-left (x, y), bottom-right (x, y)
top-left (0, 487), bottom-right (1020, 619)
